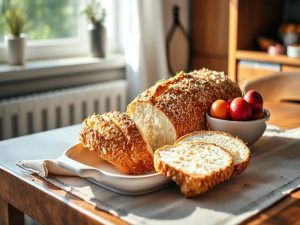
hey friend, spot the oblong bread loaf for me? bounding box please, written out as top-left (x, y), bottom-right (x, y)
top-left (127, 68), bottom-right (242, 150)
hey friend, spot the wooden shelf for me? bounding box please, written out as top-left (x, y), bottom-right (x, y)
top-left (228, 0), bottom-right (285, 82)
top-left (236, 50), bottom-right (300, 66)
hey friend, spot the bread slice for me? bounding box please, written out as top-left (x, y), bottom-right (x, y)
top-left (154, 142), bottom-right (234, 197)
top-left (104, 111), bottom-right (154, 173)
top-left (79, 112), bottom-right (154, 175)
top-left (127, 68), bottom-right (242, 151)
top-left (177, 131), bottom-right (250, 175)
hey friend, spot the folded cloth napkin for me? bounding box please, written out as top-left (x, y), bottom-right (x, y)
top-left (16, 159), bottom-right (75, 177)
top-left (15, 125), bottom-right (300, 225)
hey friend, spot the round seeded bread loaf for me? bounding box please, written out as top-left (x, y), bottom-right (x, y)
top-left (154, 141), bottom-right (234, 197)
top-left (177, 131), bottom-right (250, 175)
top-left (127, 68), bottom-right (242, 151)
top-left (79, 112), bottom-right (154, 175)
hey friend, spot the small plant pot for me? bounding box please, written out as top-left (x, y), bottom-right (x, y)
top-left (5, 34), bottom-right (27, 65)
top-left (88, 23), bottom-right (106, 58)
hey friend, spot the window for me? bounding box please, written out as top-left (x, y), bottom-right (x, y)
top-left (0, 0), bottom-right (80, 42)
top-left (0, 0), bottom-right (120, 63)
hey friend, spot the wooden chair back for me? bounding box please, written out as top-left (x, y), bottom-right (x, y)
top-left (243, 73), bottom-right (300, 102)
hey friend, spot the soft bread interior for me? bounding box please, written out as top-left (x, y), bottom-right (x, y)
top-left (177, 132), bottom-right (249, 166)
top-left (127, 102), bottom-right (176, 150)
top-left (156, 142), bottom-right (232, 175)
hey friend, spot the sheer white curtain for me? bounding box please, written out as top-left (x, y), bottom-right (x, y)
top-left (123, 0), bottom-right (169, 102)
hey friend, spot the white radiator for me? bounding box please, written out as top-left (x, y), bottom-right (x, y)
top-left (0, 80), bottom-right (127, 140)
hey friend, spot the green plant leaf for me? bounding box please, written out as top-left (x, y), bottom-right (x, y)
top-left (4, 3), bottom-right (26, 36)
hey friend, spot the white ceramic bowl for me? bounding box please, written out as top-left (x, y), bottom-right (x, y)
top-left (206, 109), bottom-right (270, 146)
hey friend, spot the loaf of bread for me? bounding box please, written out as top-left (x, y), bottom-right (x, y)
top-left (127, 68), bottom-right (242, 150)
top-left (176, 131), bottom-right (250, 175)
top-left (79, 112), bottom-right (154, 175)
top-left (154, 141), bottom-right (234, 197)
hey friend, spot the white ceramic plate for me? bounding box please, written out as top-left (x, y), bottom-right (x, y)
top-left (58, 143), bottom-right (171, 195)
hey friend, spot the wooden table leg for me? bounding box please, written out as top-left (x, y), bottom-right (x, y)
top-left (0, 197), bottom-right (24, 225)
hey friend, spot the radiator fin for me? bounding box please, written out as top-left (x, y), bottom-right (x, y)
top-left (0, 80), bottom-right (127, 140)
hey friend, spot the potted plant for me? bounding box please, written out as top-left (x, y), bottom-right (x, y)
top-left (4, 4), bottom-right (27, 65)
top-left (83, 0), bottom-right (106, 58)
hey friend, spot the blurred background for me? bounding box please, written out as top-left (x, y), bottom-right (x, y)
top-left (0, 0), bottom-right (299, 142)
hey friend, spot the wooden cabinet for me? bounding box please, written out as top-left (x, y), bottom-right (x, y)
top-left (228, 0), bottom-right (300, 86)
top-left (237, 61), bottom-right (280, 88)
top-left (191, 0), bottom-right (300, 85)
top-left (281, 65), bottom-right (300, 72)
top-left (191, 0), bottom-right (229, 72)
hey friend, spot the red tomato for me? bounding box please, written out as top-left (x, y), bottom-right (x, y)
top-left (210, 100), bottom-right (230, 120)
top-left (244, 90), bottom-right (263, 112)
top-left (252, 110), bottom-right (264, 120)
top-left (229, 97), bottom-right (252, 121)
top-left (227, 98), bottom-right (234, 105)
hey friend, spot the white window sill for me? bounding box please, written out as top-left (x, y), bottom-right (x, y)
top-left (0, 54), bottom-right (125, 83)
top-left (0, 54), bottom-right (126, 98)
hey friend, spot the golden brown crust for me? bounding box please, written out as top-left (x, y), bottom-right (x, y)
top-left (154, 73), bottom-right (212, 137)
top-left (176, 131), bottom-right (251, 175)
top-left (127, 68), bottom-right (242, 140)
top-left (79, 114), bottom-right (131, 174)
top-left (107, 111), bottom-right (154, 173)
top-left (232, 160), bottom-right (250, 176)
top-left (79, 112), bottom-right (154, 175)
top-left (189, 69), bottom-right (242, 101)
top-left (154, 142), bottom-right (234, 198)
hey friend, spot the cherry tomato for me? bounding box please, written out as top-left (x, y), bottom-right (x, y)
top-left (227, 98), bottom-right (234, 105)
top-left (252, 110), bottom-right (264, 120)
top-left (229, 97), bottom-right (252, 121)
top-left (210, 99), bottom-right (230, 120)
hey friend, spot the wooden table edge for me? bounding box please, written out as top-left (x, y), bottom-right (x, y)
top-left (0, 165), bottom-right (128, 225)
top-left (241, 188), bottom-right (300, 224)
top-left (2, 164), bottom-right (300, 225)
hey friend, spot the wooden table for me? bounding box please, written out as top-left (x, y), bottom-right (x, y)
top-left (241, 101), bottom-right (300, 225)
top-left (0, 102), bottom-right (300, 225)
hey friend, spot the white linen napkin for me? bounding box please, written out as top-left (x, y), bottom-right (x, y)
top-left (16, 125), bottom-right (300, 225)
top-left (16, 159), bottom-right (75, 177)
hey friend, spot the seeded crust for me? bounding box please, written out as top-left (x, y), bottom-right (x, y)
top-left (79, 112), bottom-right (154, 175)
top-left (127, 68), bottom-right (242, 150)
top-left (105, 111), bottom-right (154, 173)
top-left (177, 131), bottom-right (251, 175)
top-left (154, 142), bottom-right (234, 198)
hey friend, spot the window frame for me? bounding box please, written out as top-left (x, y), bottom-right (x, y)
top-left (0, 0), bottom-right (122, 63)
